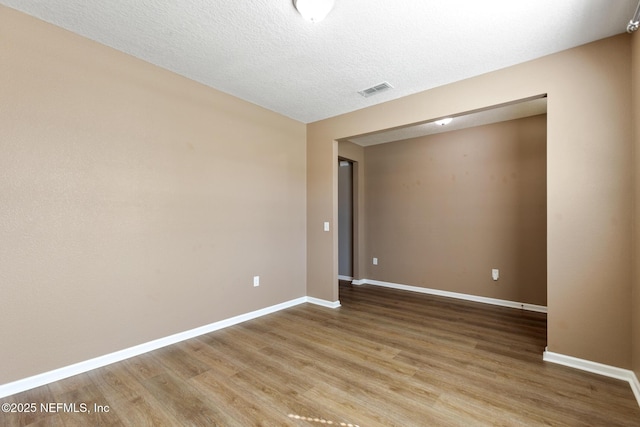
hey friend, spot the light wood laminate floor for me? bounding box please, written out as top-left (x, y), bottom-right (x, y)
top-left (2, 282), bottom-right (639, 426)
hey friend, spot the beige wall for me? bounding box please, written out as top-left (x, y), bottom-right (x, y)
top-left (0, 7), bottom-right (306, 384)
top-left (307, 133), bottom-right (338, 302)
top-left (308, 34), bottom-right (633, 368)
top-left (633, 31), bottom-right (640, 381)
top-left (364, 115), bottom-right (547, 305)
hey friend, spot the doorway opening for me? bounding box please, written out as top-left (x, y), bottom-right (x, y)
top-left (338, 158), bottom-right (354, 281)
top-left (336, 95), bottom-right (548, 338)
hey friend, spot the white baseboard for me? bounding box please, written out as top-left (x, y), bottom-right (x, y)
top-left (338, 275), bottom-right (353, 281)
top-left (0, 296), bottom-right (316, 399)
top-left (306, 297), bottom-right (341, 309)
top-left (355, 279), bottom-right (547, 313)
top-left (633, 373), bottom-right (640, 407)
top-left (543, 349), bottom-right (640, 408)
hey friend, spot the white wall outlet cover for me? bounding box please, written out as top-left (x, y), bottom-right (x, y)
top-left (492, 269), bottom-right (499, 281)
top-left (373, 257), bottom-right (378, 265)
top-left (253, 276), bottom-right (260, 287)
top-left (323, 221), bottom-right (330, 231)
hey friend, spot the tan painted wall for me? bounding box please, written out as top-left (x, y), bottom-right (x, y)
top-left (0, 7), bottom-right (306, 384)
top-left (308, 34), bottom-right (633, 368)
top-left (307, 134), bottom-right (339, 302)
top-left (364, 115), bottom-right (547, 305)
top-left (632, 31), bottom-right (640, 381)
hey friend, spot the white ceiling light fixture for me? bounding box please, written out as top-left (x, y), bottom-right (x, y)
top-left (293, 0), bottom-right (335, 23)
top-left (434, 118), bottom-right (453, 126)
top-left (627, 0), bottom-right (640, 32)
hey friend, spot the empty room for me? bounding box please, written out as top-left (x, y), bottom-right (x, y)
top-left (1, 1), bottom-right (640, 425)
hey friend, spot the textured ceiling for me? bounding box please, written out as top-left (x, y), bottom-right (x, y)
top-left (1, 1), bottom-right (636, 123)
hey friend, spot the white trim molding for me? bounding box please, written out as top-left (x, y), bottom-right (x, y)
top-left (633, 374), bottom-right (640, 407)
top-left (306, 297), bottom-right (341, 309)
top-left (0, 296), bottom-right (320, 399)
top-left (338, 275), bottom-right (353, 281)
top-left (543, 349), bottom-right (640, 408)
top-left (354, 279), bottom-right (547, 313)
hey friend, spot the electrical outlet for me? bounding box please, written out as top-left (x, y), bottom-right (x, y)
top-left (253, 276), bottom-right (260, 287)
top-left (373, 257), bottom-right (378, 265)
top-left (492, 269), bottom-right (499, 281)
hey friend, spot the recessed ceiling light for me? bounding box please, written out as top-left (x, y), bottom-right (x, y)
top-left (293, 0), bottom-right (335, 23)
top-left (435, 118), bottom-right (453, 126)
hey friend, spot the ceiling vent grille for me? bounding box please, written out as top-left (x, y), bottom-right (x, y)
top-left (358, 81), bottom-right (393, 98)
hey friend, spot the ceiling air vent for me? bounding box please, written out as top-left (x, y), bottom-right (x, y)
top-left (358, 81), bottom-right (393, 98)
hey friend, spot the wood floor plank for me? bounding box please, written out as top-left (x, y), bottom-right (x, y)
top-left (27, 415), bottom-right (64, 427)
top-left (1, 282), bottom-right (639, 426)
top-left (149, 345), bottom-right (212, 380)
top-left (140, 372), bottom-right (222, 426)
top-left (262, 311), bottom-right (419, 377)
top-left (219, 367), bottom-right (348, 426)
top-left (190, 369), bottom-right (299, 427)
top-left (197, 332), bottom-right (319, 418)
top-left (177, 338), bottom-right (241, 378)
top-left (87, 364), bottom-right (176, 427)
top-left (119, 352), bottom-right (167, 383)
top-left (255, 322), bottom-right (455, 424)
top-left (0, 384), bottom-right (57, 427)
top-left (56, 382), bottom-right (125, 427)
